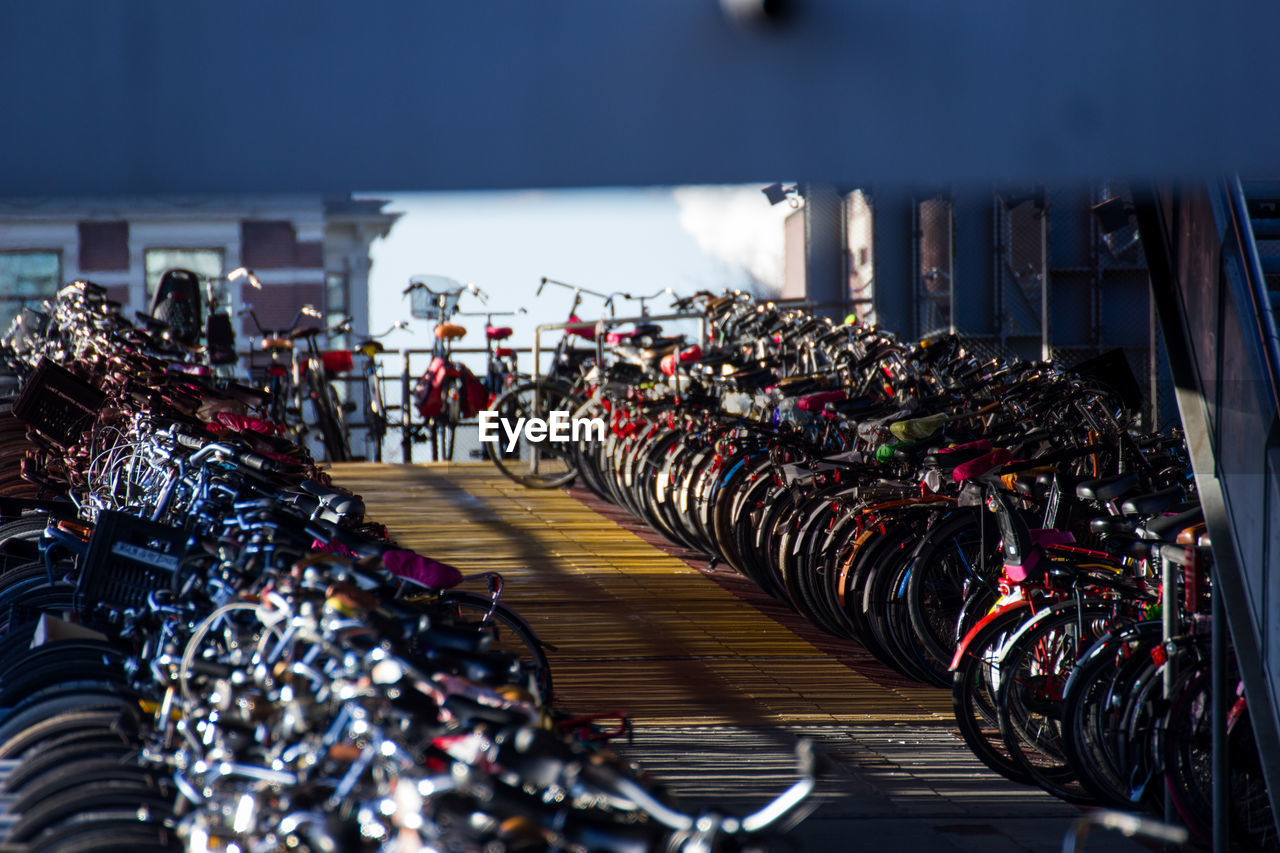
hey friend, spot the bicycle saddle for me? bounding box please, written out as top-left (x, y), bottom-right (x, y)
top-left (1176, 521), bottom-right (1207, 546)
top-left (638, 340), bottom-right (682, 361)
top-left (260, 336), bottom-right (294, 350)
top-left (923, 443), bottom-right (993, 471)
top-left (796, 390), bottom-right (846, 412)
top-left (1118, 486), bottom-right (1183, 517)
top-left (1090, 516), bottom-right (1140, 536)
top-left (1140, 505), bottom-right (1203, 542)
top-left (826, 395), bottom-right (895, 419)
top-left (1012, 475), bottom-right (1050, 500)
top-left (356, 340), bottom-right (385, 356)
top-left (297, 480), bottom-right (365, 518)
top-left (1074, 472), bottom-right (1140, 502)
top-left (485, 325), bottom-right (513, 341)
top-left (435, 323), bottom-right (467, 341)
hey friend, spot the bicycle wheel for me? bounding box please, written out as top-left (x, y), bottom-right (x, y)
top-left (951, 601), bottom-right (1038, 786)
top-left (434, 590), bottom-right (553, 705)
top-left (995, 600), bottom-right (1116, 803)
top-left (905, 507), bottom-right (1001, 674)
top-left (365, 367), bottom-right (387, 462)
top-left (307, 368), bottom-right (350, 462)
top-left (1059, 619), bottom-right (1162, 808)
top-left (485, 380), bottom-right (580, 488)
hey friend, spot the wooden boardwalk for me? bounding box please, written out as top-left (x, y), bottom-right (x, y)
top-left (329, 462), bottom-right (948, 727)
top-left (327, 463), bottom-right (1141, 853)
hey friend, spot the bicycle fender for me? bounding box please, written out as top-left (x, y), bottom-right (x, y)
top-left (949, 598), bottom-right (1033, 670)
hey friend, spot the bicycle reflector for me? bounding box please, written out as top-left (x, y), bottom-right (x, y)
top-left (321, 350), bottom-right (354, 374)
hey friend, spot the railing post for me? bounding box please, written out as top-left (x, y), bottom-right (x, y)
top-left (401, 349), bottom-right (412, 463)
top-left (532, 327), bottom-right (543, 476)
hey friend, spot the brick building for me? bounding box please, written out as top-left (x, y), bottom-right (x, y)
top-left (0, 194), bottom-right (399, 344)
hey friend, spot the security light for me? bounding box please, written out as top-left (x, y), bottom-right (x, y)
top-left (762, 182), bottom-right (799, 206)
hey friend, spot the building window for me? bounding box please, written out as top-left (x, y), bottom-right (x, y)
top-left (144, 248), bottom-right (224, 301)
top-left (0, 250), bottom-right (61, 330)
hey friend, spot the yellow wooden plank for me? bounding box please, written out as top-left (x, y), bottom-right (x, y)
top-left (328, 462), bottom-right (953, 727)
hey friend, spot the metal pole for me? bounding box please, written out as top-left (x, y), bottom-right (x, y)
top-left (531, 326), bottom-right (542, 476)
top-left (1148, 290), bottom-right (1159, 431)
top-left (1040, 197), bottom-right (1051, 362)
top-left (1159, 545), bottom-right (1176, 837)
top-left (401, 349), bottom-right (412, 463)
top-left (1212, 561), bottom-right (1229, 852)
top-left (1161, 549), bottom-right (1175, 698)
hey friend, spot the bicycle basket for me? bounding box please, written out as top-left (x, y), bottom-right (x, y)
top-left (409, 276), bottom-right (464, 321)
top-left (12, 357), bottom-right (106, 449)
top-left (2, 306), bottom-right (51, 355)
top-left (75, 511), bottom-right (189, 612)
top-left (409, 287), bottom-right (440, 320)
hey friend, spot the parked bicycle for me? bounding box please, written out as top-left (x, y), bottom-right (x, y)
top-left (404, 276), bottom-right (490, 461)
top-left (239, 302), bottom-right (355, 462)
top-left (484, 277), bottom-right (620, 488)
top-left (0, 279), bottom-right (822, 852)
top-left (496, 288), bottom-right (1275, 850)
top-left (141, 266), bottom-right (262, 376)
top-left (353, 320), bottom-right (408, 462)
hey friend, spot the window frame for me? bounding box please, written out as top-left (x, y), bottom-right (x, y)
top-left (143, 247), bottom-right (226, 302)
top-left (0, 249), bottom-right (62, 330)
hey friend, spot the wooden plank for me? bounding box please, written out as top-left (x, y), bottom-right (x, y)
top-left (329, 462), bottom-right (953, 727)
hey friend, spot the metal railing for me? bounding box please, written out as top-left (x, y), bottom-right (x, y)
top-left (531, 311), bottom-right (708, 385)
top-left (235, 345), bottom-right (535, 464)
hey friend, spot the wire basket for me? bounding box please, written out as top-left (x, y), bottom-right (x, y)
top-left (408, 276), bottom-right (465, 321)
top-left (409, 287), bottom-right (440, 320)
top-left (12, 358), bottom-right (106, 449)
top-left (75, 511), bottom-right (189, 612)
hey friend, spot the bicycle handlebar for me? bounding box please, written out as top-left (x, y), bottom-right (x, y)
top-left (537, 277), bottom-right (610, 300)
top-left (404, 280), bottom-right (489, 302)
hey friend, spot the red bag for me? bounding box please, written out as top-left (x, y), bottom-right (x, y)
top-left (414, 357), bottom-right (488, 419)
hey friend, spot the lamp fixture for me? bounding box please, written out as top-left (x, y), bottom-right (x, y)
top-left (762, 182), bottom-right (802, 208)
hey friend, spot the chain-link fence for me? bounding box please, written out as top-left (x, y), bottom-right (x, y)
top-left (898, 184), bottom-right (1177, 432)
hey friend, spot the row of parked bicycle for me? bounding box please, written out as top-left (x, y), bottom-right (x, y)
top-left (122, 266), bottom-right (679, 469)
top-left (502, 289), bottom-right (1276, 850)
top-left (0, 280), bottom-right (816, 853)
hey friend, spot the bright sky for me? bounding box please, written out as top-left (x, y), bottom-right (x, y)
top-left (360, 185), bottom-right (793, 366)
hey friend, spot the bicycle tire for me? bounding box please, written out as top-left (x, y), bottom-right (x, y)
top-left (950, 602), bottom-right (1038, 786)
top-left (485, 380), bottom-right (580, 489)
top-left (308, 368), bottom-right (350, 462)
top-left (29, 821), bottom-right (177, 853)
top-left (0, 708), bottom-right (137, 760)
top-left (995, 600), bottom-right (1116, 803)
top-left (1059, 619), bottom-right (1162, 808)
top-left (436, 590), bottom-right (554, 705)
top-left (905, 507), bottom-right (1001, 673)
top-left (7, 782), bottom-right (172, 843)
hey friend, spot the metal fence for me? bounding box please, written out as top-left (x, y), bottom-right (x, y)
top-left (973, 185), bottom-right (1172, 431)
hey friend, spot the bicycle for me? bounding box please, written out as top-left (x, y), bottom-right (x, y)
top-left (484, 277), bottom-right (617, 488)
top-left (403, 276), bottom-right (490, 462)
top-left (140, 266), bottom-right (262, 377)
top-left (239, 303), bottom-right (355, 462)
top-left (460, 306), bottom-right (527, 401)
top-left (352, 320), bottom-right (407, 462)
